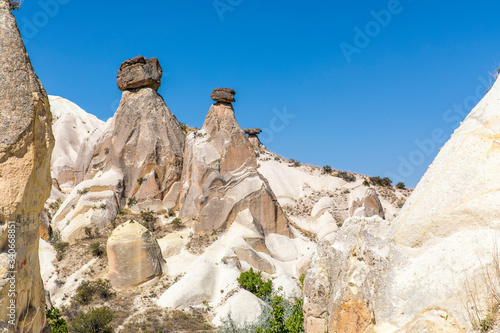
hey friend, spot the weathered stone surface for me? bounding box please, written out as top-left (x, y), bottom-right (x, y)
top-left (77, 85), bottom-right (185, 208)
top-left (244, 128), bottom-right (266, 149)
top-left (116, 56), bottom-right (162, 91)
top-left (244, 128), bottom-right (262, 135)
top-left (210, 87), bottom-right (236, 103)
top-left (107, 221), bottom-right (163, 289)
top-left (178, 97), bottom-right (290, 236)
top-left (0, 0), bottom-right (54, 330)
top-left (349, 187), bottom-right (384, 219)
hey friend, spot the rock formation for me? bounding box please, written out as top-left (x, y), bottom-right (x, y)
top-left (53, 56), bottom-right (185, 242)
top-left (244, 128), bottom-right (266, 149)
top-left (107, 221), bottom-right (163, 289)
top-left (349, 187), bottom-right (384, 219)
top-left (116, 55), bottom-right (162, 91)
top-left (178, 88), bottom-right (290, 236)
top-left (304, 76), bottom-right (500, 331)
top-left (49, 96), bottom-right (103, 193)
top-left (0, 0), bottom-right (54, 330)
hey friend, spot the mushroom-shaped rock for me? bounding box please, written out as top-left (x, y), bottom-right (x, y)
top-left (244, 128), bottom-right (266, 149)
top-left (210, 87), bottom-right (236, 103)
top-left (107, 221), bottom-right (163, 289)
top-left (117, 55), bottom-right (162, 91)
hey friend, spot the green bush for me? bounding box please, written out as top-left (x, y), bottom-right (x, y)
top-left (69, 306), bottom-right (114, 333)
top-left (46, 305), bottom-right (69, 333)
top-left (167, 208), bottom-right (176, 217)
top-left (237, 268), bottom-right (272, 299)
top-left (322, 165), bottom-right (332, 174)
top-left (90, 242), bottom-right (105, 257)
top-left (127, 197), bottom-right (137, 207)
top-left (289, 159), bottom-right (301, 167)
top-left (337, 171), bottom-right (356, 182)
top-left (49, 198), bottom-right (63, 212)
top-left (140, 209), bottom-right (155, 222)
top-left (84, 227), bottom-right (93, 239)
top-left (171, 217), bottom-right (184, 230)
top-left (362, 179), bottom-right (370, 187)
top-left (71, 279), bottom-right (115, 306)
top-left (77, 188), bottom-right (90, 195)
top-left (54, 242), bottom-right (70, 261)
top-left (370, 176), bottom-right (392, 187)
top-left (395, 182), bottom-right (405, 189)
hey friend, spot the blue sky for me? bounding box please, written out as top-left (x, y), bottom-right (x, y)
top-left (13, 0), bottom-right (500, 187)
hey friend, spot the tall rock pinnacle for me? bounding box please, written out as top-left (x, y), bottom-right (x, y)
top-left (178, 88), bottom-right (290, 236)
top-left (0, 0), bottom-right (54, 331)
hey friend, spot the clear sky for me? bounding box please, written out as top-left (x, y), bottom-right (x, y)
top-left (13, 0), bottom-right (500, 187)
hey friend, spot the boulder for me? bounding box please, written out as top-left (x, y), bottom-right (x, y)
top-left (210, 87), bottom-right (236, 103)
top-left (107, 221), bottom-right (163, 289)
top-left (116, 55), bottom-right (162, 91)
top-left (349, 187), bottom-right (384, 219)
top-left (178, 90), bottom-right (290, 236)
top-left (0, 0), bottom-right (54, 330)
top-left (244, 128), bottom-right (266, 149)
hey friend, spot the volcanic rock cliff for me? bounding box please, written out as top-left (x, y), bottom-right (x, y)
top-left (0, 0), bottom-right (54, 330)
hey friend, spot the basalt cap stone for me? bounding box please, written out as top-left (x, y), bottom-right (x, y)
top-left (117, 55), bottom-right (162, 91)
top-left (244, 128), bottom-right (262, 135)
top-left (211, 87), bottom-right (236, 103)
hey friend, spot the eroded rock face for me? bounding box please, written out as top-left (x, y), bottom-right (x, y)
top-left (178, 91), bottom-right (290, 236)
top-left (116, 55), bottom-right (162, 91)
top-left (349, 187), bottom-right (384, 219)
top-left (0, 0), bottom-right (54, 330)
top-left (107, 221), bottom-right (163, 289)
top-left (244, 128), bottom-right (266, 149)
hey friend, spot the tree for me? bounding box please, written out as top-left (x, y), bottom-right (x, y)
top-left (69, 307), bottom-right (114, 333)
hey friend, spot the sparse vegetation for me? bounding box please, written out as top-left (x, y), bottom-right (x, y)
top-left (137, 177), bottom-right (147, 185)
top-left (337, 171), bottom-right (356, 182)
top-left (77, 188), bottom-right (90, 196)
top-left (121, 308), bottom-right (212, 333)
top-left (363, 179), bottom-right (370, 187)
top-left (84, 227), bottom-right (93, 239)
top-left (289, 159), bottom-right (301, 167)
top-left (72, 279), bottom-right (115, 306)
top-left (54, 241), bottom-right (70, 261)
top-left (9, 0), bottom-right (21, 10)
top-left (167, 208), bottom-right (176, 217)
top-left (127, 197), bottom-right (137, 207)
top-left (90, 242), bottom-right (105, 257)
top-left (395, 182), bottom-right (406, 189)
top-left (140, 209), bottom-right (155, 222)
top-left (180, 123), bottom-right (188, 133)
top-left (69, 306), bottom-right (114, 333)
top-left (370, 176), bottom-right (393, 187)
top-left (171, 217), bottom-right (184, 230)
top-left (322, 165), bottom-right (332, 174)
top-left (49, 198), bottom-right (63, 212)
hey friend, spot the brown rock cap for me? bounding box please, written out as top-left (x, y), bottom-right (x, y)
top-left (244, 128), bottom-right (262, 135)
top-left (117, 55), bottom-right (162, 91)
top-left (211, 87), bottom-right (236, 103)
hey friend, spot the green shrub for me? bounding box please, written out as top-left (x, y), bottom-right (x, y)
top-left (69, 306), bottom-right (114, 333)
top-left (49, 198), bottom-right (63, 212)
top-left (90, 242), bottom-right (105, 257)
top-left (289, 159), bottom-right (301, 167)
top-left (54, 242), bottom-right (70, 261)
top-left (171, 218), bottom-right (184, 230)
top-left (84, 227), bottom-right (93, 239)
top-left (92, 279), bottom-right (115, 300)
top-left (322, 165), bottom-right (332, 174)
top-left (72, 281), bottom-right (95, 305)
top-left (46, 305), bottom-right (69, 333)
top-left (337, 171), bottom-right (356, 182)
top-left (370, 176), bottom-right (392, 187)
top-left (237, 268), bottom-right (272, 299)
top-left (167, 208), bottom-right (176, 217)
top-left (127, 197), bottom-right (137, 207)
top-left (363, 179), bottom-right (370, 187)
top-left (395, 182), bottom-right (405, 189)
top-left (479, 314), bottom-right (495, 332)
top-left (140, 209), bottom-right (155, 222)
top-left (77, 188), bottom-right (90, 195)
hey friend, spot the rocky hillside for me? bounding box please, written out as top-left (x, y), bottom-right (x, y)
top-left (37, 55), bottom-right (409, 331)
top-left (303, 72), bottom-right (500, 331)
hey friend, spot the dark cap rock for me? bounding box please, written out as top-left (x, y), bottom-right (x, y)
top-left (211, 88), bottom-right (236, 103)
top-left (117, 56), bottom-right (162, 91)
top-left (244, 128), bottom-right (262, 135)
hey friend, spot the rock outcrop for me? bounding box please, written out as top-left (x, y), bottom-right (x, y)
top-left (304, 76), bottom-right (500, 332)
top-left (349, 187), bottom-right (384, 219)
top-left (107, 221), bottom-right (163, 289)
top-left (178, 88), bottom-right (290, 236)
top-left (49, 96), bottom-right (103, 192)
top-left (244, 128), bottom-right (266, 149)
top-left (116, 55), bottom-right (162, 91)
top-left (0, 0), bottom-right (54, 330)
top-left (210, 87), bottom-right (236, 103)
